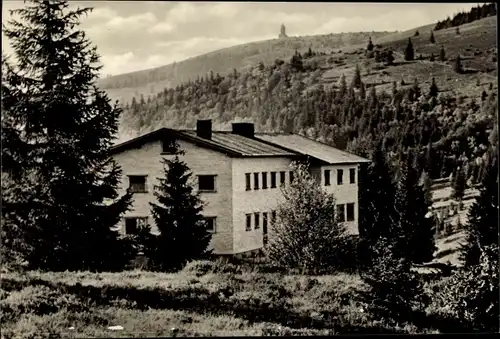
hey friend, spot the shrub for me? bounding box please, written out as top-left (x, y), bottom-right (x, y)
top-left (266, 162), bottom-right (348, 273)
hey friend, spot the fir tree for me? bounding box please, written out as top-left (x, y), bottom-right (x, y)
top-left (150, 151), bottom-right (212, 272)
top-left (461, 156), bottom-right (498, 267)
top-left (1, 0), bottom-right (133, 271)
top-left (452, 165), bottom-right (466, 201)
top-left (358, 237), bottom-right (428, 324)
top-left (456, 26), bottom-right (460, 35)
top-left (405, 37), bottom-right (415, 61)
top-left (367, 37), bottom-right (374, 51)
top-left (358, 142), bottom-right (398, 253)
top-left (393, 153), bottom-right (436, 264)
top-left (429, 77), bottom-right (439, 97)
top-left (266, 162), bottom-right (348, 272)
top-left (414, 30), bottom-right (420, 37)
top-left (430, 30), bottom-right (436, 43)
top-left (429, 53), bottom-right (435, 62)
top-left (351, 64), bottom-right (362, 89)
top-left (439, 45), bottom-right (446, 61)
top-left (454, 54), bottom-right (463, 74)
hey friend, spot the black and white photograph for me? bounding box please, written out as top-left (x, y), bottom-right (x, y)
top-left (1, 1), bottom-right (498, 337)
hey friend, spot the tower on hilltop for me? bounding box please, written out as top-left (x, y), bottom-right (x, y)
top-left (279, 23), bottom-right (288, 39)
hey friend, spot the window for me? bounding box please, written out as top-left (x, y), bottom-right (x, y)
top-left (337, 169), bottom-right (344, 185)
top-left (270, 172), bottom-right (277, 188)
top-left (203, 217), bottom-right (217, 233)
top-left (198, 175), bottom-right (216, 192)
top-left (337, 204), bottom-right (345, 222)
top-left (128, 175), bottom-right (147, 193)
top-left (324, 169), bottom-right (331, 186)
top-left (246, 214), bottom-right (252, 231)
top-left (262, 172), bottom-right (268, 189)
top-left (162, 138), bottom-right (177, 154)
top-left (263, 212), bottom-right (268, 244)
top-left (271, 210), bottom-right (277, 223)
top-left (124, 217), bottom-right (148, 235)
top-left (289, 171), bottom-right (294, 184)
top-left (254, 212), bottom-right (260, 229)
top-left (350, 168), bottom-right (356, 184)
top-left (280, 171), bottom-right (286, 186)
top-left (346, 203), bottom-right (355, 222)
top-left (245, 173), bottom-right (251, 191)
top-left (253, 173), bottom-right (259, 190)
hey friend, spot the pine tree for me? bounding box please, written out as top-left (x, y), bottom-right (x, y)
top-left (1, 0), bottom-right (133, 271)
top-left (150, 153), bottom-right (212, 272)
top-left (367, 37), bottom-right (374, 51)
top-left (351, 64), bottom-right (362, 89)
top-left (452, 165), bottom-right (466, 201)
top-left (439, 45), bottom-right (446, 61)
top-left (358, 142), bottom-right (398, 252)
top-left (430, 31), bottom-right (436, 43)
top-left (266, 162), bottom-right (348, 272)
top-left (429, 53), bottom-right (435, 62)
top-left (461, 156), bottom-right (498, 267)
top-left (393, 153), bottom-right (436, 264)
top-left (358, 237), bottom-right (428, 324)
top-left (454, 54), bottom-right (463, 74)
top-left (456, 26), bottom-right (460, 35)
top-left (429, 77), bottom-right (439, 97)
top-left (414, 30), bottom-right (420, 37)
top-left (405, 38), bottom-right (415, 61)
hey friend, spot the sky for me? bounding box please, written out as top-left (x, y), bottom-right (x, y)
top-left (2, 1), bottom-right (481, 77)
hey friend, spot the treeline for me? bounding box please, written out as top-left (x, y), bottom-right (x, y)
top-left (123, 45), bottom-right (497, 186)
top-left (434, 3), bottom-right (496, 31)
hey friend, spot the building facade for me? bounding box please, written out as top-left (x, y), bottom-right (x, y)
top-left (110, 120), bottom-right (370, 255)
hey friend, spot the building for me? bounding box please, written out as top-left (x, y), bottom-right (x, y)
top-left (110, 119), bottom-right (370, 255)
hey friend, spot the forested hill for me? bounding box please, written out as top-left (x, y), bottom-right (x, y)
top-left (116, 16), bottom-right (497, 189)
top-left (97, 31), bottom-right (394, 104)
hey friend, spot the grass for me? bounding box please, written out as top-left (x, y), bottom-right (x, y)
top-left (2, 258), bottom-right (466, 338)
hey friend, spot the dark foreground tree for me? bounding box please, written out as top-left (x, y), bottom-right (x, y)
top-left (2, 0), bottom-right (133, 271)
top-left (394, 153), bottom-right (436, 264)
top-left (266, 162), bottom-right (348, 272)
top-left (441, 244), bottom-right (499, 332)
top-left (358, 238), bottom-right (429, 324)
top-left (358, 142), bottom-right (397, 253)
top-left (150, 153), bottom-right (212, 272)
top-left (460, 155), bottom-right (498, 267)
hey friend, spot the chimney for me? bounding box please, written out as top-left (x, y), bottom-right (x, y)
top-left (232, 122), bottom-right (254, 138)
top-left (196, 119), bottom-right (212, 140)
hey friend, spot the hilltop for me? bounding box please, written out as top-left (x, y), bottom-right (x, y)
top-left (97, 31), bottom-right (394, 104)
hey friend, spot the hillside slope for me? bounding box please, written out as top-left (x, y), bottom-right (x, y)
top-left (98, 31), bottom-right (394, 104)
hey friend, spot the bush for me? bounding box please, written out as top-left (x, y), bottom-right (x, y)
top-left (437, 245), bottom-right (499, 332)
top-left (0, 285), bottom-right (88, 323)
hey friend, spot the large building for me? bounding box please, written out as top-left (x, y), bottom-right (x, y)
top-left (110, 120), bottom-right (370, 255)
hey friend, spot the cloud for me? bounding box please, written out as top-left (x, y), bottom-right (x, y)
top-left (105, 12), bottom-right (156, 29)
top-left (148, 22), bottom-right (175, 34)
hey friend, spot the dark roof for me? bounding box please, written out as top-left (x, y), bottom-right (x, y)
top-left (110, 128), bottom-right (297, 158)
top-left (110, 127), bottom-right (370, 164)
top-left (255, 133), bottom-right (371, 165)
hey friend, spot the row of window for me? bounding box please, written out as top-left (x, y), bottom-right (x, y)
top-left (324, 168), bottom-right (356, 186)
top-left (124, 216), bottom-right (217, 234)
top-left (128, 174), bottom-right (217, 193)
top-left (123, 203), bottom-right (354, 236)
top-left (338, 203), bottom-right (355, 222)
top-left (245, 210), bottom-right (277, 232)
top-left (245, 168), bottom-right (356, 191)
top-left (245, 172), bottom-right (290, 190)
